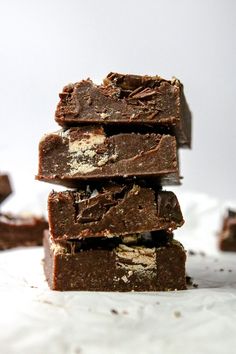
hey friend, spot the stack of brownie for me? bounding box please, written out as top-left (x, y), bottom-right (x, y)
top-left (36, 72), bottom-right (192, 291)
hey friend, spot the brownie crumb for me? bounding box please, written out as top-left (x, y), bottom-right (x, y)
top-left (228, 269), bottom-right (232, 272)
top-left (122, 310), bottom-right (128, 315)
top-left (41, 300), bottom-right (54, 305)
top-left (111, 309), bottom-right (119, 315)
top-left (199, 251), bottom-right (206, 257)
top-left (219, 268), bottom-right (224, 272)
top-left (174, 310), bottom-right (181, 318)
top-left (193, 283), bottom-right (198, 288)
top-left (188, 250), bottom-right (206, 257)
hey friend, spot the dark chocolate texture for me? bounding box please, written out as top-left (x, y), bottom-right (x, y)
top-left (55, 72), bottom-right (191, 148)
top-left (0, 174), bottom-right (12, 204)
top-left (0, 213), bottom-right (48, 250)
top-left (48, 183), bottom-right (184, 240)
top-left (36, 126), bottom-right (180, 187)
top-left (219, 209), bottom-right (236, 252)
top-left (43, 230), bottom-right (187, 291)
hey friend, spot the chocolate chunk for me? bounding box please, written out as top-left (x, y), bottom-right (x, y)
top-left (55, 73), bottom-right (191, 148)
top-left (0, 174), bottom-right (12, 204)
top-left (47, 183), bottom-right (184, 240)
top-left (0, 213), bottom-right (48, 250)
top-left (219, 210), bottom-right (236, 252)
top-left (36, 126), bottom-right (179, 187)
top-left (43, 230), bottom-right (187, 291)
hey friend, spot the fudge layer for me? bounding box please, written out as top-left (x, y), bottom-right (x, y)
top-left (219, 210), bottom-right (236, 252)
top-left (48, 183), bottom-right (184, 240)
top-left (36, 126), bottom-right (180, 187)
top-left (43, 230), bottom-right (187, 291)
top-left (0, 174), bottom-right (12, 204)
top-left (0, 213), bottom-right (48, 250)
top-left (55, 72), bottom-right (191, 148)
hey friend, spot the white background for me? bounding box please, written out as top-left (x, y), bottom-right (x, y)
top-left (0, 0), bottom-right (236, 212)
top-left (1, 3), bottom-right (236, 352)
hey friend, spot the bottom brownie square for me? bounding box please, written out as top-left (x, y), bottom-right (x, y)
top-left (43, 231), bottom-right (186, 291)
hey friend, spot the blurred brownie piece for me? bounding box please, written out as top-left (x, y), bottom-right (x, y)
top-left (219, 209), bottom-right (236, 252)
top-left (43, 230), bottom-right (187, 291)
top-left (0, 213), bottom-right (48, 250)
top-left (36, 126), bottom-right (180, 187)
top-left (48, 183), bottom-right (184, 240)
top-left (55, 72), bottom-right (191, 148)
top-left (0, 174), bottom-right (12, 204)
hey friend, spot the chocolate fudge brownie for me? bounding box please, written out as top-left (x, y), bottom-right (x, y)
top-left (219, 209), bottom-right (236, 252)
top-left (0, 213), bottom-right (48, 250)
top-left (36, 126), bottom-right (180, 187)
top-left (48, 183), bottom-right (184, 240)
top-left (0, 174), bottom-right (12, 204)
top-left (55, 72), bottom-right (191, 147)
top-left (43, 230), bottom-right (187, 291)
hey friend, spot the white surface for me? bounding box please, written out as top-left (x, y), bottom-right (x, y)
top-left (0, 0), bottom-right (236, 200)
top-left (1, 192), bottom-right (236, 354)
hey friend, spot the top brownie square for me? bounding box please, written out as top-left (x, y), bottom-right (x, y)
top-left (55, 72), bottom-right (191, 148)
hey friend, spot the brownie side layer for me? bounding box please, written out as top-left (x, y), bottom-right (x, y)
top-left (0, 174), bottom-right (12, 204)
top-left (48, 184), bottom-right (184, 240)
top-left (55, 72), bottom-right (191, 148)
top-left (0, 213), bottom-right (48, 250)
top-left (43, 231), bottom-right (187, 291)
top-left (36, 126), bottom-right (179, 187)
